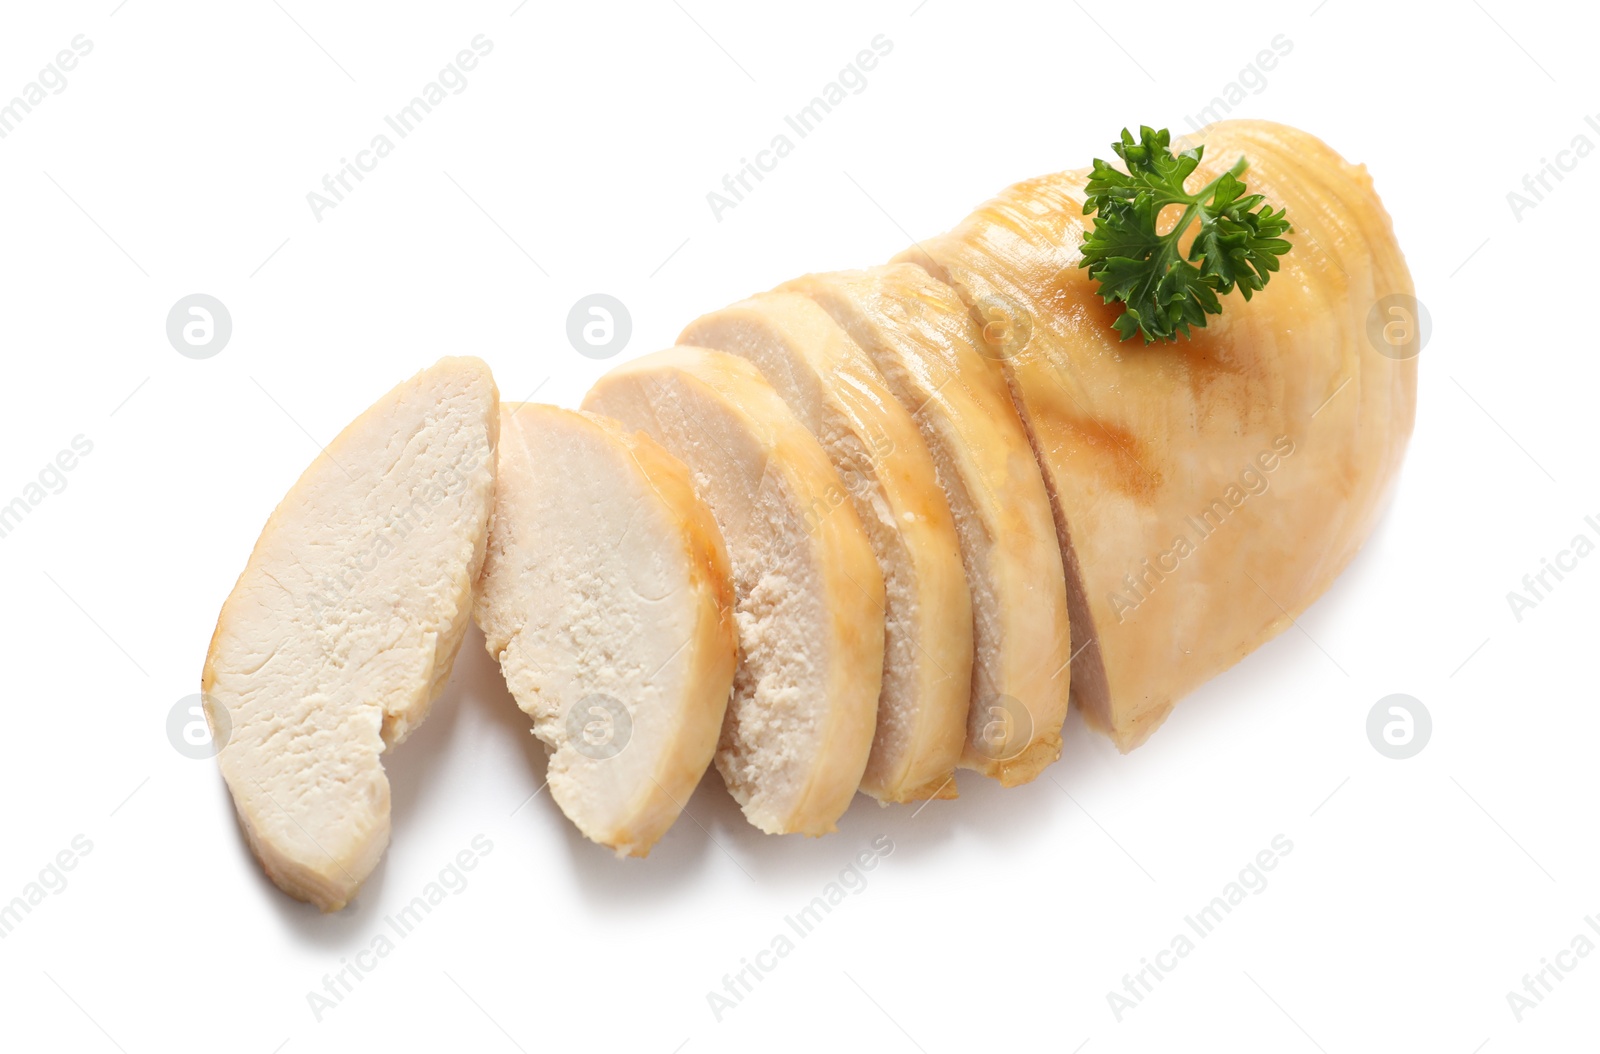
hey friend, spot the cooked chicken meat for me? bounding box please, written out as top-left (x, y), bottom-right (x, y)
top-left (896, 119), bottom-right (1417, 749)
top-left (584, 348), bottom-right (885, 834)
top-left (678, 293), bottom-right (973, 801)
top-left (203, 357), bottom-right (497, 910)
top-left (779, 266), bottom-right (1072, 785)
top-left (473, 404), bottom-right (737, 856)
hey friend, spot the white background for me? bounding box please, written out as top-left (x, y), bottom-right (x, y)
top-left (0, 1), bottom-right (1594, 1050)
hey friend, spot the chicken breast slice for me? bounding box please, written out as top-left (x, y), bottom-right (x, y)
top-left (896, 119), bottom-right (1418, 750)
top-left (780, 265), bottom-right (1072, 786)
top-left (584, 347), bottom-right (884, 834)
top-left (202, 356), bottom-right (498, 911)
top-left (473, 403), bottom-right (737, 856)
top-left (679, 293), bottom-right (972, 803)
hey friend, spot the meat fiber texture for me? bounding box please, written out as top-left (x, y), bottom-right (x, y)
top-left (203, 357), bottom-right (498, 911)
top-left (585, 348), bottom-right (886, 835)
top-left (472, 403), bottom-right (737, 856)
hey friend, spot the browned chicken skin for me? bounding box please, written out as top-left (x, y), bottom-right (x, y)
top-left (896, 119), bottom-right (1417, 749)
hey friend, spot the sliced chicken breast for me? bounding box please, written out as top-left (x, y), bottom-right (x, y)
top-left (679, 293), bottom-right (972, 803)
top-left (473, 404), bottom-right (737, 856)
top-left (780, 265), bottom-right (1072, 786)
top-left (896, 119), bottom-right (1417, 750)
top-left (202, 357), bottom-right (498, 911)
top-left (583, 347), bottom-right (884, 834)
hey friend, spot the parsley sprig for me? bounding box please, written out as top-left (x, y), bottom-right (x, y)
top-left (1078, 126), bottom-right (1293, 344)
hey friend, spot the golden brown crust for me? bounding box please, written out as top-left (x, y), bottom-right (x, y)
top-left (779, 266), bottom-right (1072, 787)
top-left (580, 406), bottom-right (738, 854)
top-left (897, 119), bottom-right (1416, 750)
top-left (482, 404), bottom-right (736, 856)
top-left (678, 294), bottom-right (972, 803)
top-left (585, 348), bottom-right (886, 835)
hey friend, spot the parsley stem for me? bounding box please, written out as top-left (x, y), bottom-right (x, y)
top-left (1080, 128), bottom-right (1290, 342)
top-left (1188, 156), bottom-right (1249, 206)
top-left (1167, 156), bottom-right (1250, 260)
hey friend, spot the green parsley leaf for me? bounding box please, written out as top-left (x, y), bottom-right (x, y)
top-left (1078, 126), bottom-right (1293, 344)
